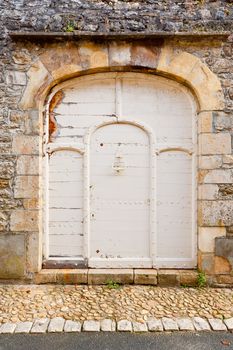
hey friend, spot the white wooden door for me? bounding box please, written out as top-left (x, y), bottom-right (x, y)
top-left (89, 123), bottom-right (152, 268)
top-left (44, 72), bottom-right (197, 268)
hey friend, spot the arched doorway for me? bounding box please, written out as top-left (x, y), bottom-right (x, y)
top-left (44, 72), bottom-right (197, 268)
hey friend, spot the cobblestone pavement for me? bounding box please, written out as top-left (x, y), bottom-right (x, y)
top-left (0, 285), bottom-right (233, 324)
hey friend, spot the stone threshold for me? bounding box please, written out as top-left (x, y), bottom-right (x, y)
top-left (34, 268), bottom-right (198, 286)
top-left (0, 316), bottom-right (233, 334)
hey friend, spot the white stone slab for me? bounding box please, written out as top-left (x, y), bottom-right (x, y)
top-left (31, 318), bottom-right (50, 333)
top-left (162, 318), bottom-right (178, 331)
top-left (132, 322), bottom-right (148, 332)
top-left (0, 323), bottom-right (16, 334)
top-left (208, 318), bottom-right (227, 331)
top-left (100, 319), bottom-right (116, 332)
top-left (177, 318), bottom-right (194, 331)
top-left (147, 319), bottom-right (163, 331)
top-left (64, 320), bottom-right (81, 332)
top-left (117, 320), bottom-right (132, 332)
top-left (48, 317), bottom-right (65, 333)
top-left (224, 318), bottom-right (233, 330)
top-left (193, 317), bottom-right (211, 331)
top-left (15, 322), bottom-right (33, 334)
top-left (83, 320), bottom-right (100, 332)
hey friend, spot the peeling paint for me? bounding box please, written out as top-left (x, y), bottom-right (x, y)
top-left (49, 90), bottom-right (64, 141)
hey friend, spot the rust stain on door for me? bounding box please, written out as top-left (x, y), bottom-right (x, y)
top-left (49, 90), bottom-right (64, 141)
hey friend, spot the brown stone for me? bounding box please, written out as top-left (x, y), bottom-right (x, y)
top-left (214, 256), bottom-right (231, 274)
top-left (216, 275), bottom-right (233, 285)
top-left (0, 235), bottom-right (25, 278)
top-left (56, 269), bottom-right (88, 284)
top-left (88, 269), bottom-right (133, 285)
top-left (157, 270), bottom-right (180, 286)
top-left (134, 269), bottom-right (157, 285)
top-left (33, 269), bottom-right (57, 284)
top-left (180, 271), bottom-right (198, 287)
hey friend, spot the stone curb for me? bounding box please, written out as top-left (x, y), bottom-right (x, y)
top-left (0, 317), bottom-right (233, 334)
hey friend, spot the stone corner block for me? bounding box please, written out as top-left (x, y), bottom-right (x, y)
top-left (158, 270), bottom-right (180, 287)
top-left (134, 269), bottom-right (157, 285)
top-left (88, 269), bottom-right (133, 285)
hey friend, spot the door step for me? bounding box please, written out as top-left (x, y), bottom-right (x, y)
top-left (34, 269), bottom-right (198, 287)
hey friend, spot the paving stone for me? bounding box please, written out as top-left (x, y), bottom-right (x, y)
top-left (177, 318), bottom-right (194, 331)
top-left (147, 319), bottom-right (163, 331)
top-left (100, 319), bottom-right (116, 331)
top-left (83, 320), bottom-right (100, 332)
top-left (48, 317), bottom-right (65, 333)
top-left (193, 317), bottom-right (211, 331)
top-left (224, 318), bottom-right (233, 330)
top-left (208, 318), bottom-right (227, 331)
top-left (31, 318), bottom-right (50, 333)
top-left (132, 322), bottom-right (148, 332)
top-left (64, 320), bottom-right (81, 332)
top-left (117, 320), bottom-right (132, 332)
top-left (0, 323), bottom-right (16, 334)
top-left (162, 318), bottom-right (178, 331)
top-left (15, 321), bottom-right (33, 333)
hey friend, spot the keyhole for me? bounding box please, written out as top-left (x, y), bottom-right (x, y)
top-left (100, 143), bottom-right (103, 147)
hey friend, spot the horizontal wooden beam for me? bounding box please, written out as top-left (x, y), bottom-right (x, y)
top-left (9, 31), bottom-right (231, 42)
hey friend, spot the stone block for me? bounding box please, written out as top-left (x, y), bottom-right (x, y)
top-left (0, 323), bottom-right (16, 334)
top-left (88, 269), bottom-right (133, 285)
top-left (158, 270), bottom-right (180, 286)
top-left (109, 42), bottom-right (131, 66)
top-left (14, 176), bottom-right (39, 199)
top-left (198, 155), bottom-right (222, 170)
top-left (214, 256), bottom-right (231, 274)
top-left (199, 133), bottom-right (231, 155)
top-left (100, 319), bottom-right (116, 332)
top-left (193, 317), bottom-right (210, 331)
top-left (134, 269), bottom-right (157, 285)
top-left (16, 156), bottom-right (40, 175)
top-left (27, 232), bottom-right (41, 273)
top-left (64, 320), bottom-right (81, 332)
top-left (203, 169), bottom-right (233, 184)
top-left (56, 269), bottom-right (88, 284)
top-left (48, 317), bottom-right (65, 333)
top-left (15, 321), bottom-right (33, 333)
top-left (25, 110), bottom-right (41, 136)
top-left (177, 318), bottom-right (194, 331)
top-left (198, 252), bottom-right (215, 274)
top-left (224, 318), bottom-right (233, 330)
top-left (216, 275), bottom-right (233, 285)
top-left (223, 155), bottom-right (233, 168)
top-left (83, 320), bottom-right (100, 332)
top-left (198, 227), bottom-right (226, 253)
top-left (12, 135), bottom-right (39, 155)
top-left (0, 235), bottom-right (25, 278)
top-left (130, 43), bottom-right (160, 68)
top-left (198, 184), bottom-right (219, 200)
top-left (147, 319), bottom-right (163, 331)
top-left (198, 112), bottom-right (213, 133)
top-left (6, 70), bottom-right (26, 85)
top-left (208, 318), bottom-right (227, 331)
top-left (180, 271), bottom-right (198, 287)
top-left (23, 198), bottom-right (40, 210)
top-left (199, 201), bottom-right (233, 226)
top-left (10, 210), bottom-right (39, 232)
top-left (33, 269), bottom-right (57, 284)
top-left (132, 322), bottom-right (148, 332)
top-left (162, 318), bottom-right (178, 331)
top-left (31, 318), bottom-right (50, 333)
top-left (213, 112), bottom-right (233, 132)
top-left (117, 320), bottom-right (132, 332)
top-left (215, 237), bottom-right (233, 260)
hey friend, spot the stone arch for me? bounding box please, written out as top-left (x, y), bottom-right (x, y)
top-left (19, 42), bottom-right (224, 112)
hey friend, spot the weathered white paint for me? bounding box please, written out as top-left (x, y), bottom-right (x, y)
top-left (44, 72), bottom-right (197, 268)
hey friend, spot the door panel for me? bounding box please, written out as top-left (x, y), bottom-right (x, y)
top-left (89, 123), bottom-right (151, 268)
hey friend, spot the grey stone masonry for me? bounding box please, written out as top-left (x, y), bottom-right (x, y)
top-left (193, 317), bottom-right (211, 331)
top-left (48, 317), bottom-right (65, 333)
top-left (31, 318), bottom-right (50, 333)
top-left (83, 320), bottom-right (100, 332)
top-left (64, 320), bottom-right (82, 332)
top-left (15, 322), bottom-right (33, 333)
top-left (117, 320), bottom-right (132, 332)
top-left (0, 323), bottom-right (16, 334)
top-left (162, 318), bottom-right (179, 331)
top-left (147, 319), bottom-right (163, 332)
top-left (208, 318), bottom-right (227, 331)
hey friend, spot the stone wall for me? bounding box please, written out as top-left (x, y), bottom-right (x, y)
top-left (0, 0), bottom-right (232, 285)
